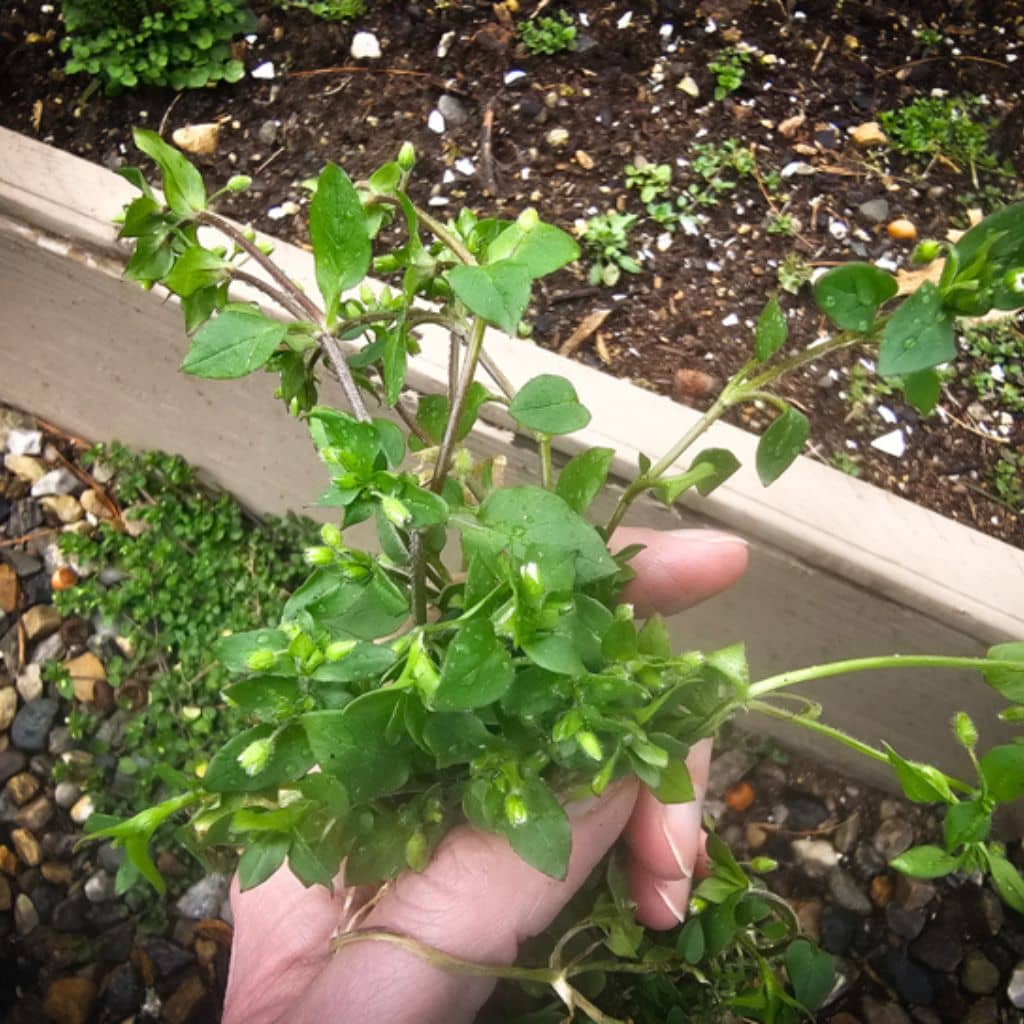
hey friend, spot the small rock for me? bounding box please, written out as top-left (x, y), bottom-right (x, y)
top-left (350, 31), bottom-right (382, 59)
top-left (5, 771), bottom-right (39, 806)
top-left (870, 873), bottom-right (894, 907)
top-left (1008, 962), bottom-right (1024, 1008)
top-left (31, 632), bottom-right (65, 665)
top-left (792, 838), bottom-right (840, 878)
top-left (42, 976), bottom-right (98, 1024)
top-left (793, 898), bottom-right (822, 942)
top-left (437, 94), bottom-right (469, 126)
top-left (911, 923), bottom-right (963, 972)
top-left (876, 949), bottom-right (935, 1005)
top-left (22, 604), bottom-right (61, 642)
top-left (427, 109), bottom-right (445, 134)
top-left (545, 127), bottom-right (570, 148)
top-left (0, 843), bottom-right (16, 873)
top-left (0, 564), bottom-right (17, 613)
top-left (54, 780), bottom-right (80, 810)
top-left (5, 550), bottom-right (42, 577)
top-left (0, 749), bottom-right (27, 785)
top-left (886, 903), bottom-right (927, 940)
top-left (10, 698), bottom-right (59, 751)
top-left (778, 113), bottom-right (806, 138)
top-left (31, 468), bottom-right (79, 497)
top-left (40, 861), bottom-right (73, 885)
top-left (142, 936), bottom-right (195, 979)
top-left (250, 61), bottom-right (275, 80)
top-left (39, 496), bottom-right (83, 524)
top-left (678, 75), bottom-right (699, 98)
top-left (785, 793), bottom-right (829, 831)
top-left (871, 429), bottom-right (906, 458)
top-left (16, 665), bottom-right (43, 702)
top-left (963, 998), bottom-right (999, 1024)
top-left (162, 973), bottom-right (208, 1024)
top-left (69, 793), bottom-right (95, 825)
top-left (862, 998), bottom-right (911, 1024)
top-left (746, 822), bottom-right (768, 849)
top-left (707, 749), bottom-right (755, 798)
top-left (84, 869), bottom-right (116, 903)
top-left (873, 817), bottom-right (914, 861)
top-left (8, 498), bottom-right (43, 536)
top-left (0, 686), bottom-right (16, 731)
top-left (850, 121), bottom-right (888, 146)
top-left (102, 962), bottom-right (143, 1018)
top-left (962, 950), bottom-right (1000, 995)
top-left (256, 119), bottom-right (279, 146)
top-left (820, 904), bottom-right (857, 955)
top-left (6, 429), bottom-right (43, 456)
top-left (15, 891), bottom-right (39, 934)
top-left (895, 873), bottom-right (936, 911)
top-left (828, 867), bottom-right (872, 914)
top-left (781, 160), bottom-right (816, 178)
top-left (97, 842), bottom-right (125, 875)
top-left (0, 874), bottom-right (9, 910)
top-left (11, 826), bottom-right (41, 865)
top-left (673, 368), bottom-right (720, 403)
top-left (64, 651), bottom-right (105, 703)
top-left (859, 198), bottom-right (890, 224)
top-left (4, 454), bottom-right (45, 484)
top-left (834, 810), bottom-right (861, 854)
top-left (80, 489), bottom-right (112, 520)
top-left (887, 218), bottom-right (918, 242)
top-left (177, 873), bottom-right (230, 920)
top-left (979, 888), bottom-right (1003, 935)
top-left (51, 567), bottom-right (78, 592)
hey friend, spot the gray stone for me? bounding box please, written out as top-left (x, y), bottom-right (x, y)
top-left (791, 838), bottom-right (840, 878)
top-left (257, 119), bottom-right (279, 145)
top-left (102, 962), bottom-right (143, 1018)
top-left (54, 780), bottom-right (81, 809)
top-left (3, 550), bottom-right (41, 577)
top-left (6, 429), bottom-right (43, 456)
top-left (834, 809), bottom-right (861, 853)
top-left (47, 725), bottom-right (73, 755)
top-left (438, 94), bottom-right (469, 126)
top-left (785, 793), bottom-right (829, 830)
top-left (16, 665), bottom-right (43, 703)
top-left (10, 698), bottom-right (59, 752)
top-left (961, 950), bottom-right (1000, 995)
top-left (52, 892), bottom-right (89, 932)
top-left (84, 869), bottom-right (116, 903)
top-left (827, 866), bottom-right (872, 914)
top-left (859, 198), bottom-right (890, 224)
top-left (873, 816), bottom-right (914, 861)
top-left (1008, 962), bottom-right (1024, 1008)
top-left (885, 903), bottom-right (927, 940)
top-left (176, 872), bottom-right (230, 919)
top-left (707, 748), bottom-right (755, 799)
top-left (862, 997), bottom-right (911, 1024)
top-left (14, 892), bottom-right (38, 934)
top-left (895, 873), bottom-right (936, 911)
top-left (979, 888), bottom-right (1004, 935)
top-left (7, 498), bottom-right (43, 536)
top-left (30, 631), bottom-right (65, 665)
top-left (0, 749), bottom-right (27, 785)
top-left (819, 904), bottom-right (857, 955)
top-left (97, 842), bottom-right (125, 875)
top-left (31, 468), bottom-right (79, 497)
top-left (141, 936), bottom-right (194, 978)
top-left (0, 624), bottom-right (18, 672)
top-left (876, 949), bottom-right (935, 1005)
top-left (910, 923), bottom-right (963, 972)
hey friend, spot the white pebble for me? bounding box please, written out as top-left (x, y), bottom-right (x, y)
top-left (722, 313), bottom-right (740, 327)
top-left (871, 429), bottom-right (906, 458)
top-left (437, 30), bottom-right (456, 59)
top-left (617, 11), bottom-right (633, 28)
top-left (350, 31), bottom-right (382, 60)
top-left (427, 110), bottom-right (446, 134)
top-left (877, 405), bottom-right (898, 424)
top-left (6, 429), bottom-right (43, 456)
top-left (455, 157), bottom-right (476, 176)
top-left (504, 70), bottom-right (527, 86)
top-left (250, 62), bottom-right (275, 81)
top-left (267, 206), bottom-right (286, 221)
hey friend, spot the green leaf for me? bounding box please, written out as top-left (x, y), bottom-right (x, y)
top-left (398, 482), bottom-right (449, 528)
top-left (677, 918), bottom-right (705, 965)
top-left (182, 306), bottom-right (288, 379)
top-left (203, 722), bottom-right (315, 793)
top-left (756, 406), bottom-right (809, 486)
top-left (754, 296), bottom-right (788, 362)
top-left (133, 127), bottom-right (206, 216)
top-left (288, 828), bottom-right (339, 889)
top-left (486, 220), bottom-right (580, 278)
top-left (979, 743), bottom-right (1024, 803)
top-left (903, 368), bottom-right (941, 415)
top-left (944, 798), bottom-right (992, 849)
top-left (309, 163), bottom-right (371, 324)
top-left (477, 487), bottom-right (618, 585)
top-left (303, 690), bottom-right (411, 801)
top-left (637, 615), bottom-right (671, 659)
top-left (163, 245), bottom-right (227, 298)
top-left (884, 744), bottom-right (955, 804)
top-left (283, 568), bottom-right (408, 641)
top-left (502, 779), bottom-right (571, 879)
top-left (982, 642), bottom-right (1024, 702)
top-left (509, 375), bottom-right (591, 435)
top-left (556, 447), bottom-right (614, 514)
top-left (311, 643), bottom-right (397, 683)
top-left (653, 759), bottom-right (695, 804)
top-left (690, 448), bottom-right (742, 497)
top-left (988, 848), bottom-right (1024, 914)
top-left (309, 407), bottom-right (382, 477)
top-left (891, 844), bottom-right (962, 879)
top-left (813, 262), bottom-right (898, 332)
top-left (422, 712), bottom-right (495, 767)
top-left (224, 677), bottom-right (302, 717)
top-left (447, 262), bottom-right (532, 334)
top-left (879, 283), bottom-right (956, 377)
top-left (952, 203), bottom-right (1024, 311)
top-left (216, 628), bottom-right (290, 674)
top-left (785, 939), bottom-right (834, 1011)
top-left (238, 834), bottom-right (293, 887)
top-left (415, 382), bottom-right (493, 444)
top-left (434, 619), bottom-right (515, 710)
top-left (523, 632), bottom-right (587, 676)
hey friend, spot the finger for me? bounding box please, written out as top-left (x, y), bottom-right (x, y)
top-left (289, 778), bottom-right (640, 1024)
top-left (614, 528), bottom-right (748, 619)
top-left (625, 738), bottom-right (713, 929)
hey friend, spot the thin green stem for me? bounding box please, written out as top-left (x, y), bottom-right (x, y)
top-left (749, 700), bottom-right (974, 794)
top-left (748, 654), bottom-right (1021, 700)
top-left (539, 435), bottom-right (554, 490)
top-left (409, 533), bottom-right (428, 625)
top-left (432, 316), bottom-right (487, 491)
top-left (742, 332), bottom-right (863, 393)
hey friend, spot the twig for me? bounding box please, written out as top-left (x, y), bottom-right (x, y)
top-left (937, 404), bottom-right (1010, 445)
top-left (558, 308), bottom-right (611, 357)
top-left (876, 54), bottom-right (1011, 77)
top-left (0, 528), bottom-right (60, 549)
top-left (254, 146), bottom-right (286, 177)
top-left (287, 65), bottom-right (469, 96)
top-left (158, 93), bottom-right (183, 139)
top-left (549, 286), bottom-right (602, 305)
top-left (432, 317), bottom-right (486, 490)
top-left (31, 415), bottom-right (89, 449)
top-left (810, 34), bottom-right (831, 74)
top-left (479, 101), bottom-right (500, 197)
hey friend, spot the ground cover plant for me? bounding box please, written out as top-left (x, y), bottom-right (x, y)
top-left (77, 128), bottom-right (1024, 1022)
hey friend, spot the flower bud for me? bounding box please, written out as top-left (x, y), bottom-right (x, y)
top-left (381, 494), bottom-right (411, 527)
top-left (910, 239), bottom-right (942, 264)
top-left (749, 856), bottom-right (778, 874)
top-left (304, 545), bottom-right (334, 566)
top-left (373, 254), bottom-right (401, 274)
top-left (517, 207), bottom-right (540, 231)
top-left (397, 141), bottom-right (416, 172)
top-left (577, 730), bottom-right (604, 761)
top-left (226, 174), bottom-right (253, 192)
top-left (504, 793), bottom-right (529, 826)
top-left (320, 523), bottom-right (344, 549)
top-left (237, 736), bottom-right (274, 777)
top-left (256, 239), bottom-right (274, 256)
top-left (325, 639), bottom-right (358, 662)
top-left (246, 648), bottom-right (277, 672)
top-left (405, 830), bottom-right (428, 871)
top-left (953, 711), bottom-right (978, 750)
top-left (1003, 268), bottom-right (1024, 295)
top-left (553, 709), bottom-right (582, 742)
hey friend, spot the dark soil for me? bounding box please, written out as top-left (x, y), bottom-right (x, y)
top-left (1, 0), bottom-right (1022, 547)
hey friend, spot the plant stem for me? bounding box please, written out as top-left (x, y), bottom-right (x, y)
top-left (539, 435), bottom-right (554, 490)
top-left (749, 700), bottom-right (974, 795)
top-left (319, 333), bottom-right (373, 423)
top-left (432, 316), bottom-right (487, 491)
top-left (231, 268), bottom-right (311, 322)
top-left (748, 654), bottom-right (1020, 700)
top-left (409, 532), bottom-right (428, 625)
top-left (742, 332), bottom-right (863, 393)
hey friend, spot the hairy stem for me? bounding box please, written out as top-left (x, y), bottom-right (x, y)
top-left (432, 316), bottom-right (487, 491)
top-left (231, 268), bottom-right (311, 322)
top-left (320, 334), bottom-right (373, 423)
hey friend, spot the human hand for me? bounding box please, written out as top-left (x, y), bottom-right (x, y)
top-left (222, 527), bottom-right (748, 1024)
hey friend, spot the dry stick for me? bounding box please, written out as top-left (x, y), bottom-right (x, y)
top-left (0, 528), bottom-right (60, 550)
top-left (287, 65), bottom-right (470, 96)
top-left (254, 146), bottom-right (286, 177)
top-left (157, 92), bottom-right (183, 139)
top-left (875, 54), bottom-right (1010, 76)
top-left (810, 34), bottom-right (831, 74)
top-left (479, 101), bottom-right (500, 197)
top-left (31, 415), bottom-right (90, 449)
top-left (558, 308), bottom-right (611, 357)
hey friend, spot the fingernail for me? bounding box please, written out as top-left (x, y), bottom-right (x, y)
top-left (668, 528), bottom-right (747, 548)
top-left (660, 785), bottom-right (704, 879)
top-left (660, 815), bottom-right (693, 880)
top-left (654, 879), bottom-right (688, 925)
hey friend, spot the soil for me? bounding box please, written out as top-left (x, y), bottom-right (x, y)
top-left (1, 0), bottom-right (1023, 548)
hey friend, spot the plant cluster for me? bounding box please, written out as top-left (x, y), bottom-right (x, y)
top-left (879, 95), bottom-right (1000, 173)
top-left (960, 317), bottom-right (1024, 415)
top-left (519, 10), bottom-right (577, 56)
top-left (55, 444), bottom-right (318, 889)
top-left (59, 0), bottom-right (253, 92)
top-left (275, 0), bottom-right (366, 21)
top-left (989, 450), bottom-right (1023, 514)
top-left (582, 211), bottom-right (641, 287)
top-left (90, 128), bottom-right (1024, 1022)
top-left (707, 47), bottom-right (751, 101)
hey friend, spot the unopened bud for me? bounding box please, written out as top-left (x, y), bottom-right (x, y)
top-left (325, 639), bottom-right (358, 662)
top-left (397, 141), bottom-right (416, 172)
top-left (517, 207), bottom-right (540, 231)
top-left (256, 239), bottom-right (274, 256)
top-left (405, 830), bottom-right (428, 871)
top-left (226, 174), bottom-right (253, 192)
top-left (246, 648), bottom-right (277, 672)
top-left (373, 254), bottom-right (401, 274)
top-left (577, 730), bottom-right (603, 761)
top-left (750, 856), bottom-right (778, 874)
top-left (910, 239), bottom-right (941, 264)
top-left (381, 494), bottom-right (411, 527)
top-left (237, 736), bottom-right (274, 777)
top-left (304, 545), bottom-right (334, 566)
top-left (953, 711), bottom-right (978, 750)
top-left (504, 793), bottom-right (529, 826)
top-left (1003, 268), bottom-right (1024, 295)
top-left (320, 523), bottom-right (343, 548)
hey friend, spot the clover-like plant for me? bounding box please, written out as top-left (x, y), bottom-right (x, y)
top-left (88, 128), bottom-right (1024, 1022)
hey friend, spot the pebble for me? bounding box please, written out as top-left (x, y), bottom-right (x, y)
top-left (850, 121), bottom-right (888, 146)
top-left (872, 816), bottom-right (914, 860)
top-left (438, 94), bottom-right (469, 126)
top-left (5, 454), bottom-right (45, 484)
top-left (791, 838), bottom-right (840, 878)
top-left (40, 861), bottom-right (73, 885)
top-left (22, 604), bottom-right (61, 641)
top-left (777, 112), bottom-right (806, 137)
top-left (793, 898), bottom-right (822, 941)
top-left (256, 120), bottom-right (279, 145)
top-left (963, 998), bottom-right (999, 1024)
top-left (6, 429), bottom-right (43, 456)
top-left (6, 550), bottom-right (42, 577)
top-left (0, 749), bottom-right (27, 785)
top-left (827, 866), bottom-right (872, 914)
top-left (6, 771), bottom-right (39, 805)
top-left (163, 973), bottom-right (207, 1024)
top-left (10, 698), bottom-right (59, 751)
top-left (30, 467), bottom-right (79, 497)
top-left (142, 936), bottom-right (195, 979)
top-left (910, 922), bottom-right (963, 972)
top-left (673, 368), bottom-right (719, 403)
top-left (1008, 962), bottom-right (1024, 1008)
top-left (895, 873), bottom-right (935, 911)
top-left (0, 843), bottom-right (17, 873)
top-left (15, 891), bottom-right (39, 934)
top-left (785, 793), bottom-right (829, 830)
top-left (427, 109), bottom-right (445, 134)
top-left (678, 75), bottom-right (699, 98)
top-left (51, 567), bottom-right (78, 592)
top-left (962, 950), bottom-right (1000, 994)
top-left (859, 198), bottom-right (890, 224)
top-left (781, 160), bottom-right (816, 178)
top-left (39, 496), bottom-right (83, 524)
top-left (820, 904), bottom-right (857, 955)
top-left (102, 962), bottom-right (143, 1018)
top-left (31, 631), bottom-right (65, 665)
top-left (876, 948), bottom-right (935, 1005)
top-left (350, 31), bottom-right (381, 59)
top-left (8, 498), bottom-right (43, 535)
top-left (64, 651), bottom-right (105, 703)
top-left (42, 976), bottom-right (98, 1024)
top-left (250, 61), bottom-right (275, 80)
top-left (0, 874), bottom-right (9, 911)
top-left (887, 218), bottom-right (918, 242)
top-left (834, 809), bottom-right (861, 853)
top-left (84, 869), bottom-right (116, 903)
top-left (0, 564), bottom-right (16, 612)
top-left (176, 872), bottom-right (230, 920)
top-left (16, 665), bottom-right (43, 702)
top-left (545, 127), bottom-right (570, 148)
top-left (886, 903), bottom-right (927, 940)
top-left (0, 687), bottom-right (17, 731)
top-left (80, 489), bottom-right (112, 520)
top-left (171, 123), bottom-right (220, 156)
top-left (69, 793), bottom-right (95, 825)
top-left (871, 429), bottom-right (906, 458)
top-left (16, 795), bottom-right (53, 831)
top-left (862, 998), bottom-right (911, 1024)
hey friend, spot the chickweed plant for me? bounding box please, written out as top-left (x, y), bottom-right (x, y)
top-left (89, 128), bottom-right (1024, 1023)
top-left (582, 212), bottom-right (641, 287)
top-left (708, 47), bottom-right (751, 101)
top-left (519, 10), bottom-right (577, 56)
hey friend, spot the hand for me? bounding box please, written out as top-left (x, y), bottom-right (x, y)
top-left (222, 528), bottom-right (748, 1024)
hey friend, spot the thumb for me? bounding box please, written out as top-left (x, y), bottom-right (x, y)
top-left (290, 777), bottom-right (640, 1024)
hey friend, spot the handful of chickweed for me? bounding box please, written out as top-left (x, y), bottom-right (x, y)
top-left (85, 128), bottom-right (1024, 1022)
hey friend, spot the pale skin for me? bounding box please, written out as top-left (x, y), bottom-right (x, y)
top-left (223, 527), bottom-right (749, 1024)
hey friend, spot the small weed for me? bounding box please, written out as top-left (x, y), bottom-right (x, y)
top-left (625, 161), bottom-right (673, 204)
top-left (708, 46), bottom-right (751, 101)
top-left (582, 212), bottom-right (641, 286)
top-left (913, 26), bottom-right (944, 48)
top-left (777, 252), bottom-right (812, 294)
top-left (989, 450), bottom-right (1024, 512)
top-left (766, 212), bottom-right (797, 237)
top-left (879, 96), bottom-right (999, 172)
top-left (961, 319), bottom-right (1024, 414)
top-left (277, 0), bottom-right (366, 19)
top-left (830, 451), bottom-right (862, 477)
top-left (519, 10), bottom-right (576, 55)
top-left (844, 362), bottom-right (896, 422)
